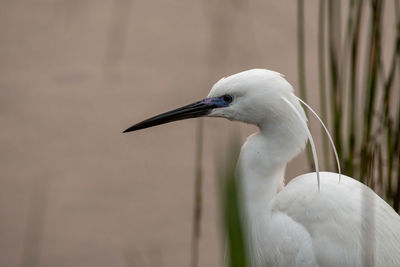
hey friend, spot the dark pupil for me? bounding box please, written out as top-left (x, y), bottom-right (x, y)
top-left (222, 94), bottom-right (233, 103)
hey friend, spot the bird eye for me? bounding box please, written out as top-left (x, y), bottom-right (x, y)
top-left (222, 94), bottom-right (234, 104)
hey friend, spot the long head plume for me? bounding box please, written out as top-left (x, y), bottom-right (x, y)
top-left (294, 95), bottom-right (341, 182)
top-left (281, 96), bottom-right (321, 191)
top-left (281, 93), bottom-right (342, 191)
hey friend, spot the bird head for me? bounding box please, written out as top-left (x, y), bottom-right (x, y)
top-left (206, 69), bottom-right (302, 127)
top-left (123, 69), bottom-right (306, 135)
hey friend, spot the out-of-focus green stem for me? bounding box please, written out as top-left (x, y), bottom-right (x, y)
top-left (382, 21), bottom-right (399, 202)
top-left (297, 0), bottom-right (314, 170)
top-left (378, 146), bottom-right (384, 196)
top-left (360, 0), bottom-right (383, 183)
top-left (318, 0), bottom-right (330, 170)
top-left (393, 81), bottom-right (400, 211)
top-left (395, 154), bottom-right (400, 211)
top-left (297, 0), bottom-right (307, 101)
top-left (394, 98), bottom-right (400, 209)
top-left (219, 139), bottom-right (249, 267)
top-left (190, 119), bottom-right (204, 267)
top-left (327, 0), bottom-right (343, 168)
top-left (346, 0), bottom-right (364, 177)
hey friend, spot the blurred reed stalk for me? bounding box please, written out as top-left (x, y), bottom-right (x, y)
top-left (191, 1), bottom-right (240, 265)
top-left (297, 0), bottom-right (315, 169)
top-left (20, 175), bottom-right (50, 267)
top-left (103, 0), bottom-right (132, 80)
top-left (298, 0), bottom-right (400, 210)
top-left (218, 138), bottom-right (249, 267)
top-left (190, 119), bottom-right (204, 267)
top-left (327, 0), bottom-right (344, 168)
top-left (318, 0), bottom-right (331, 169)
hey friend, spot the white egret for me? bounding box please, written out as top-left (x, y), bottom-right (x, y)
top-left (124, 69), bottom-right (400, 266)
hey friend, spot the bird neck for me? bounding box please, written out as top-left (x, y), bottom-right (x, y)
top-left (237, 126), bottom-right (305, 260)
top-left (238, 125), bottom-right (305, 206)
top-left (238, 131), bottom-right (289, 222)
top-left (239, 155), bottom-right (286, 227)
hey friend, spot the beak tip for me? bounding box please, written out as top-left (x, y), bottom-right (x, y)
top-left (122, 127), bottom-right (134, 133)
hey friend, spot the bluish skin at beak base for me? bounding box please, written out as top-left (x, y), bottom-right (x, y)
top-left (123, 97), bottom-right (228, 133)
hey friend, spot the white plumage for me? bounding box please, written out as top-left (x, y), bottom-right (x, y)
top-left (269, 172), bottom-right (400, 266)
top-left (124, 69), bottom-right (400, 266)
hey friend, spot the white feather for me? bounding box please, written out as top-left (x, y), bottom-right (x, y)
top-left (294, 94), bottom-right (342, 182)
top-left (281, 95), bottom-right (321, 191)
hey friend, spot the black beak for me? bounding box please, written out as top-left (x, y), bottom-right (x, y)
top-left (123, 97), bottom-right (227, 133)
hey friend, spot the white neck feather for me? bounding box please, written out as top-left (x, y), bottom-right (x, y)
top-left (237, 106), bottom-right (307, 263)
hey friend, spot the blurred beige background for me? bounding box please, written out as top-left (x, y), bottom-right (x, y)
top-left (0, 1), bottom-right (329, 266)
